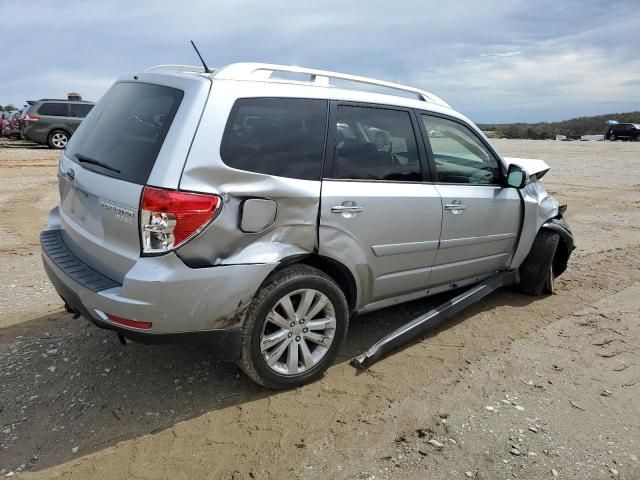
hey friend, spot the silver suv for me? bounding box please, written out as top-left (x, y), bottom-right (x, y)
top-left (41, 63), bottom-right (574, 388)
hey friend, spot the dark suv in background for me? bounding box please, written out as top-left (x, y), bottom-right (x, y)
top-left (22, 98), bottom-right (94, 148)
top-left (607, 123), bottom-right (640, 141)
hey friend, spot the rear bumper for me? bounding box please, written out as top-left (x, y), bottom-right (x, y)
top-left (41, 229), bottom-right (276, 360)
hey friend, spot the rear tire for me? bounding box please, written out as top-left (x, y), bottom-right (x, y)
top-left (238, 264), bottom-right (349, 389)
top-left (519, 230), bottom-right (560, 296)
top-left (48, 130), bottom-right (69, 149)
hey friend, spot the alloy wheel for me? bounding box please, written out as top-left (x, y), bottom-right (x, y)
top-left (260, 288), bottom-right (336, 375)
top-left (51, 132), bottom-right (68, 148)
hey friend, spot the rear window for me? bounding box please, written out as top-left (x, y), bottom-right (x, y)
top-left (38, 103), bottom-right (68, 116)
top-left (67, 82), bottom-right (183, 185)
top-left (220, 98), bottom-right (328, 181)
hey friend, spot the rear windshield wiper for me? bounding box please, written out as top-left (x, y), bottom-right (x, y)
top-left (74, 153), bottom-right (121, 174)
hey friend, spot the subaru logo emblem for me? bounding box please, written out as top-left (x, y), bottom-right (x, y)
top-left (67, 168), bottom-right (75, 180)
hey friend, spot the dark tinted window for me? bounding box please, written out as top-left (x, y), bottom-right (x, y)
top-left (422, 114), bottom-right (499, 185)
top-left (220, 98), bottom-right (328, 181)
top-left (38, 103), bottom-right (68, 116)
top-left (69, 103), bottom-right (94, 118)
top-left (332, 106), bottom-right (421, 181)
top-left (66, 82), bottom-right (183, 185)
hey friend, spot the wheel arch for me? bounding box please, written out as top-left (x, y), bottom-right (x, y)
top-left (273, 254), bottom-right (359, 313)
top-left (49, 127), bottom-right (71, 137)
top-left (540, 218), bottom-right (574, 277)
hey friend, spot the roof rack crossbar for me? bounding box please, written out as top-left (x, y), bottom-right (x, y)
top-left (214, 63), bottom-right (449, 107)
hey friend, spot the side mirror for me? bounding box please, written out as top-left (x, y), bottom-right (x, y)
top-left (506, 164), bottom-right (529, 189)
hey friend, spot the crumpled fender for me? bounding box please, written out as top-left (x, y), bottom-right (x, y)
top-left (509, 179), bottom-right (560, 269)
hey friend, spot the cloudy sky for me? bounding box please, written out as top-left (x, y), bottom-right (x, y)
top-left (1, 0), bottom-right (639, 123)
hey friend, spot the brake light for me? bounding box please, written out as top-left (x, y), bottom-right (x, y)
top-left (140, 186), bottom-right (221, 254)
top-left (24, 114), bottom-right (40, 121)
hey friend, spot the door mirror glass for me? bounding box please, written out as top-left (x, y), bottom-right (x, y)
top-left (506, 165), bottom-right (528, 188)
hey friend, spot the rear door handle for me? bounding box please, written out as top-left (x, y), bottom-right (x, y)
top-left (331, 205), bottom-right (364, 214)
top-left (444, 201), bottom-right (466, 214)
top-left (444, 204), bottom-right (466, 210)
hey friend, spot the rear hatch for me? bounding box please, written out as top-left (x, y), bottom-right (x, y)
top-left (56, 73), bottom-right (211, 282)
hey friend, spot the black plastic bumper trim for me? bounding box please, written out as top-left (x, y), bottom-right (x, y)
top-left (40, 229), bottom-right (120, 293)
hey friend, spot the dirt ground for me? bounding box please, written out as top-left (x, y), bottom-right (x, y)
top-left (0, 138), bottom-right (638, 479)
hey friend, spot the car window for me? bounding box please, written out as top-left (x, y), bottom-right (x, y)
top-left (220, 98), bottom-right (328, 181)
top-left (66, 82), bottom-right (183, 185)
top-left (37, 103), bottom-right (68, 117)
top-left (422, 115), bottom-right (500, 185)
top-left (331, 105), bottom-right (422, 182)
top-left (69, 103), bottom-right (94, 118)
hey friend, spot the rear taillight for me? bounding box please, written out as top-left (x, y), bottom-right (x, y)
top-left (24, 114), bottom-right (40, 122)
top-left (140, 186), bottom-right (221, 255)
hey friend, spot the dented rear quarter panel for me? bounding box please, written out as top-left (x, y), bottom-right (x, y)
top-left (176, 81), bottom-right (320, 270)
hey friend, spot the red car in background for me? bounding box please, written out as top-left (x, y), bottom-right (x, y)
top-left (1, 111), bottom-right (17, 137)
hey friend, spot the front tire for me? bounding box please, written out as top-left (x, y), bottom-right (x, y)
top-left (238, 265), bottom-right (349, 389)
top-left (519, 230), bottom-right (560, 296)
top-left (48, 130), bottom-right (69, 149)
top-left (609, 134), bottom-right (616, 141)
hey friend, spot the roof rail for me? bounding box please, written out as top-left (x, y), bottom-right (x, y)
top-left (214, 63), bottom-right (449, 107)
top-left (145, 64), bottom-right (212, 74)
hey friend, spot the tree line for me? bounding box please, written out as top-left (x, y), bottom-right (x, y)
top-left (479, 111), bottom-right (640, 139)
top-left (0, 104), bottom-right (18, 112)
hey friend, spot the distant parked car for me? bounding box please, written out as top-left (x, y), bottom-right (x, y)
top-left (606, 123), bottom-right (640, 141)
top-left (21, 99), bottom-right (94, 149)
top-left (9, 103), bottom-right (34, 138)
top-left (11, 108), bottom-right (25, 138)
top-left (1, 111), bottom-right (18, 137)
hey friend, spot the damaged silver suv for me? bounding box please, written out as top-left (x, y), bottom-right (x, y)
top-left (41, 63), bottom-right (573, 388)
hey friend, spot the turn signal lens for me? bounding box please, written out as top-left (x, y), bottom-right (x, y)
top-left (140, 186), bottom-right (221, 254)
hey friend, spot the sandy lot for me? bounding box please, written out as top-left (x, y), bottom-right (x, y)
top-left (0, 138), bottom-right (639, 479)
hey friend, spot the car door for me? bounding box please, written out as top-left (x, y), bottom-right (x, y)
top-left (319, 103), bottom-right (443, 306)
top-left (419, 113), bottom-right (522, 286)
top-left (625, 124), bottom-right (635, 140)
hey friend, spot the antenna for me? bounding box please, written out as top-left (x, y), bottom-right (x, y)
top-left (190, 40), bottom-right (212, 73)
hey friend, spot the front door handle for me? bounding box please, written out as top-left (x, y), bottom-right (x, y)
top-left (331, 205), bottom-right (364, 214)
